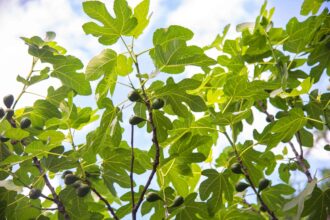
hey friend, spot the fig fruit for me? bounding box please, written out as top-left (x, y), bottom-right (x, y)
top-left (260, 205), bottom-right (267, 212)
top-left (72, 180), bottom-right (82, 189)
top-left (128, 91), bottom-right (141, 102)
top-left (20, 117), bottom-right (31, 129)
top-left (266, 115), bottom-right (274, 122)
top-left (230, 163), bottom-right (243, 174)
top-left (258, 178), bottom-right (270, 191)
top-left (29, 188), bottom-right (42, 200)
top-left (61, 170), bottom-right (73, 179)
top-left (151, 98), bottom-right (165, 110)
top-left (0, 108), bottom-right (5, 118)
top-left (64, 174), bottom-right (79, 185)
top-left (146, 192), bottom-right (162, 202)
top-left (76, 184), bottom-right (90, 197)
top-left (5, 109), bottom-right (14, 119)
top-left (129, 116), bottom-right (145, 125)
top-left (235, 182), bottom-right (250, 192)
top-left (169, 196), bottom-right (184, 208)
top-left (3, 95), bottom-right (14, 109)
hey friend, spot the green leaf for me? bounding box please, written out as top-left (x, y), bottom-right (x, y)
top-left (82, 0), bottom-right (137, 45)
top-left (302, 187), bottom-right (330, 220)
top-left (150, 25), bottom-right (215, 73)
top-left (300, 0), bottom-right (323, 15)
top-left (154, 77), bottom-right (207, 117)
top-left (130, 0), bottom-right (150, 38)
top-left (199, 169), bottom-right (233, 215)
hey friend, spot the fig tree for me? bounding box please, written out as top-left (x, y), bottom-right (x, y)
top-left (20, 117), bottom-right (31, 129)
top-left (76, 184), bottom-right (90, 197)
top-left (146, 192), bottom-right (162, 202)
top-left (129, 115), bottom-right (145, 125)
top-left (64, 174), bottom-right (79, 185)
top-left (235, 182), bottom-right (250, 192)
top-left (3, 94), bottom-right (14, 109)
top-left (258, 178), bottom-right (270, 191)
top-left (230, 163), bottom-right (243, 174)
top-left (128, 91), bottom-right (141, 102)
top-left (151, 98), bottom-right (165, 110)
top-left (29, 188), bottom-right (42, 200)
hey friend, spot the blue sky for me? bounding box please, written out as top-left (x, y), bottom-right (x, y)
top-left (0, 0), bottom-right (329, 217)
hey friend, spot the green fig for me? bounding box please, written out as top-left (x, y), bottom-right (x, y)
top-left (151, 98), bottom-right (165, 110)
top-left (20, 117), bottom-right (31, 129)
top-left (230, 163), bottom-right (243, 174)
top-left (235, 182), bottom-right (250, 192)
top-left (61, 170), bottom-right (73, 179)
top-left (3, 95), bottom-right (14, 109)
top-left (64, 174), bottom-right (79, 185)
top-left (169, 196), bottom-right (184, 208)
top-left (29, 188), bottom-right (42, 200)
top-left (266, 115), bottom-right (274, 123)
top-left (128, 91), bottom-right (141, 102)
top-left (76, 184), bottom-right (90, 197)
top-left (258, 178), bottom-right (270, 191)
top-left (146, 192), bottom-right (162, 202)
top-left (129, 115), bottom-right (145, 125)
top-left (0, 108), bottom-right (5, 118)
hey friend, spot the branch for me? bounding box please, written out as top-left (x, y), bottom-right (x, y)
top-left (130, 124), bottom-right (135, 214)
top-left (90, 187), bottom-right (119, 220)
top-left (132, 61), bottom-right (161, 218)
top-left (257, 101), bottom-right (313, 182)
top-left (224, 132), bottom-right (278, 220)
top-left (32, 157), bottom-right (70, 220)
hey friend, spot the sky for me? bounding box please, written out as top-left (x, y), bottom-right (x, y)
top-left (0, 0), bottom-right (329, 217)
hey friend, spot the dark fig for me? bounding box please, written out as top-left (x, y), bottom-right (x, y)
top-left (72, 180), bottom-right (82, 189)
top-left (3, 94), bottom-right (14, 109)
top-left (146, 192), bottom-right (162, 202)
top-left (64, 174), bottom-right (79, 185)
top-left (260, 205), bottom-right (267, 212)
top-left (61, 170), bottom-right (73, 179)
top-left (169, 196), bottom-right (184, 208)
top-left (0, 108), bottom-right (5, 118)
top-left (5, 109), bottom-right (14, 119)
top-left (20, 117), bottom-right (31, 129)
top-left (29, 188), bottom-right (42, 200)
top-left (266, 114), bottom-right (274, 122)
top-left (151, 98), bottom-right (165, 110)
top-left (76, 184), bottom-right (90, 197)
top-left (128, 91), bottom-right (141, 102)
top-left (230, 163), bottom-right (243, 174)
top-left (0, 136), bottom-right (10, 142)
top-left (129, 115), bottom-right (145, 125)
top-left (235, 182), bottom-right (250, 192)
top-left (258, 178), bottom-right (270, 191)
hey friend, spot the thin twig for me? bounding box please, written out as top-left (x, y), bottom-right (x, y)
top-left (32, 157), bottom-right (70, 220)
top-left (224, 131), bottom-right (278, 220)
top-left (130, 124), bottom-right (136, 215)
top-left (90, 187), bottom-right (119, 220)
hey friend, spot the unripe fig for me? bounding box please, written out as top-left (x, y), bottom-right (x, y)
top-left (61, 170), bottom-right (73, 179)
top-left (20, 117), bottom-right (31, 129)
top-left (5, 109), bottom-right (14, 119)
top-left (258, 178), bottom-right (270, 191)
top-left (266, 114), bottom-right (274, 122)
top-left (72, 180), bottom-right (82, 189)
top-left (29, 188), bottom-right (41, 200)
top-left (129, 115), bottom-right (145, 125)
top-left (151, 98), bottom-right (165, 110)
top-left (230, 163), bottom-right (243, 174)
top-left (3, 95), bottom-right (14, 109)
top-left (146, 192), bottom-right (162, 202)
top-left (0, 108), bottom-right (5, 118)
top-left (0, 136), bottom-right (10, 142)
top-left (76, 184), bottom-right (90, 197)
top-left (235, 182), bottom-right (250, 192)
top-left (128, 91), bottom-right (141, 102)
top-left (260, 205), bottom-right (267, 212)
top-left (64, 174), bottom-right (79, 185)
top-left (169, 196), bottom-right (184, 208)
